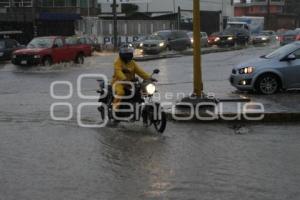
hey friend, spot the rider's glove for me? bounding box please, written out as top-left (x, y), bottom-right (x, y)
top-left (150, 78), bottom-right (158, 82)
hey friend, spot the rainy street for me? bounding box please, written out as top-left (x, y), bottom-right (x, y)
top-left (1, 45), bottom-right (300, 200)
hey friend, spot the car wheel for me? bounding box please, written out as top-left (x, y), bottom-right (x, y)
top-left (43, 57), bottom-right (52, 67)
top-left (75, 53), bottom-right (84, 64)
top-left (255, 74), bottom-right (280, 95)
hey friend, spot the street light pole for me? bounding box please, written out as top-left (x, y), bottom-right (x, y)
top-left (112, 0), bottom-right (118, 51)
top-left (193, 0), bottom-right (203, 96)
top-left (267, 0), bottom-right (270, 29)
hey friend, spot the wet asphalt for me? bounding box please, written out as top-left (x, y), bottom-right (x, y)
top-left (1, 45), bottom-right (300, 200)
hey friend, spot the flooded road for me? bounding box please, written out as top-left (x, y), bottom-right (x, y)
top-left (1, 46), bottom-right (300, 199)
top-left (1, 119), bottom-right (300, 200)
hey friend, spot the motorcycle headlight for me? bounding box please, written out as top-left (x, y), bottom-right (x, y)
top-left (239, 67), bottom-right (255, 74)
top-left (159, 42), bottom-right (165, 47)
top-left (145, 83), bottom-right (156, 95)
top-left (140, 43), bottom-right (144, 47)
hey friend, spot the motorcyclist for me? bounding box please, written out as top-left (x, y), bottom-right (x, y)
top-left (112, 45), bottom-right (153, 111)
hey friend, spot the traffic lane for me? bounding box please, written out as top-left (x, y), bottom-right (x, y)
top-left (147, 45), bottom-right (300, 112)
top-left (1, 121), bottom-right (300, 200)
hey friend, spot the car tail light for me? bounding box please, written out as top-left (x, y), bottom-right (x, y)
top-left (296, 35), bottom-right (300, 40)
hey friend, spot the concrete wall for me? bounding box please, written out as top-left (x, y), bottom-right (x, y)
top-left (77, 17), bottom-right (173, 44)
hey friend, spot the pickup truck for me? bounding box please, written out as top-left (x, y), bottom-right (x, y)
top-left (12, 36), bottom-right (92, 66)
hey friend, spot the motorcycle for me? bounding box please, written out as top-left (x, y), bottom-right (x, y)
top-left (96, 69), bottom-right (167, 134)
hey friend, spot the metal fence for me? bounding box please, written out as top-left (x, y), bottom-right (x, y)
top-left (77, 17), bottom-right (175, 44)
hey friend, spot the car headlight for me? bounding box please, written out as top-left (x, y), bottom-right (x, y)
top-left (34, 55), bottom-right (41, 59)
top-left (261, 37), bottom-right (267, 41)
top-left (140, 43), bottom-right (144, 47)
top-left (228, 37), bottom-right (233, 40)
top-left (159, 42), bottom-right (165, 47)
top-left (239, 67), bottom-right (255, 74)
top-left (214, 37), bottom-right (220, 42)
top-left (191, 38), bottom-right (194, 43)
top-left (145, 83), bottom-right (156, 95)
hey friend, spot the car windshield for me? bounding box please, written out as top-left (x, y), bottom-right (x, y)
top-left (27, 38), bottom-right (54, 48)
top-left (0, 40), bottom-right (5, 49)
top-left (222, 28), bottom-right (248, 36)
top-left (155, 31), bottom-right (171, 39)
top-left (147, 35), bottom-right (164, 40)
top-left (265, 43), bottom-right (299, 59)
top-left (65, 37), bottom-right (78, 45)
top-left (261, 31), bottom-right (273, 35)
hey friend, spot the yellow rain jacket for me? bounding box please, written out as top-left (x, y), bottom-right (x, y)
top-left (112, 57), bottom-right (151, 109)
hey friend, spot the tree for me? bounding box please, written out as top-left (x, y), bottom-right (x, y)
top-left (121, 3), bottom-right (139, 15)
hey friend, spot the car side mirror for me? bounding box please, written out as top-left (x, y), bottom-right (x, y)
top-left (153, 69), bottom-right (160, 74)
top-left (286, 54), bottom-right (296, 61)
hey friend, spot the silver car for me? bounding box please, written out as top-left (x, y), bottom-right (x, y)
top-left (252, 30), bottom-right (277, 45)
top-left (187, 31), bottom-right (209, 47)
top-left (141, 34), bottom-right (167, 54)
top-left (230, 42), bottom-right (300, 94)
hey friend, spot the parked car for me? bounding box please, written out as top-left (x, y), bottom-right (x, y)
top-left (201, 32), bottom-right (209, 47)
top-left (215, 28), bottom-right (250, 47)
top-left (12, 36), bottom-right (89, 66)
top-left (0, 38), bottom-right (24, 61)
top-left (252, 30), bottom-right (277, 45)
top-left (230, 42), bottom-right (300, 95)
top-left (187, 32), bottom-right (208, 47)
top-left (276, 29), bottom-right (288, 44)
top-left (208, 32), bottom-right (220, 46)
top-left (88, 36), bottom-right (102, 52)
top-left (280, 30), bottom-right (300, 46)
top-left (140, 34), bottom-right (167, 54)
top-left (65, 36), bottom-right (93, 56)
top-left (154, 30), bottom-right (191, 51)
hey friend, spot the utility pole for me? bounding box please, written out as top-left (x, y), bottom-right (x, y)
top-left (193, 0), bottom-right (203, 96)
top-left (177, 6), bottom-right (181, 30)
top-left (112, 0), bottom-right (118, 51)
top-left (147, 0), bottom-right (149, 13)
top-left (87, 0), bottom-right (90, 17)
top-left (267, 0), bottom-right (270, 29)
top-left (173, 0), bottom-right (176, 13)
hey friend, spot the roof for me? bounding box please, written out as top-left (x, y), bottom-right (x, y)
top-left (39, 13), bottom-right (82, 21)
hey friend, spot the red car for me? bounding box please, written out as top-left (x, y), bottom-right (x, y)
top-left (12, 36), bottom-right (92, 66)
top-left (208, 32), bottom-right (220, 46)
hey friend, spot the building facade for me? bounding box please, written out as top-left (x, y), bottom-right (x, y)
top-left (99, 0), bottom-right (234, 32)
top-left (0, 0), bottom-right (100, 43)
top-left (234, 0), bottom-right (285, 16)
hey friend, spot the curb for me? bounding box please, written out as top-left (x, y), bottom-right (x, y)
top-left (134, 46), bottom-right (247, 62)
top-left (165, 111), bottom-right (300, 123)
top-left (134, 53), bottom-right (182, 62)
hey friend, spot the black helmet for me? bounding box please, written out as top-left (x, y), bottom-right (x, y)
top-left (119, 45), bottom-right (134, 63)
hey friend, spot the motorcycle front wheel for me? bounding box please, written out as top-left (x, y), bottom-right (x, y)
top-left (153, 111), bottom-right (167, 134)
